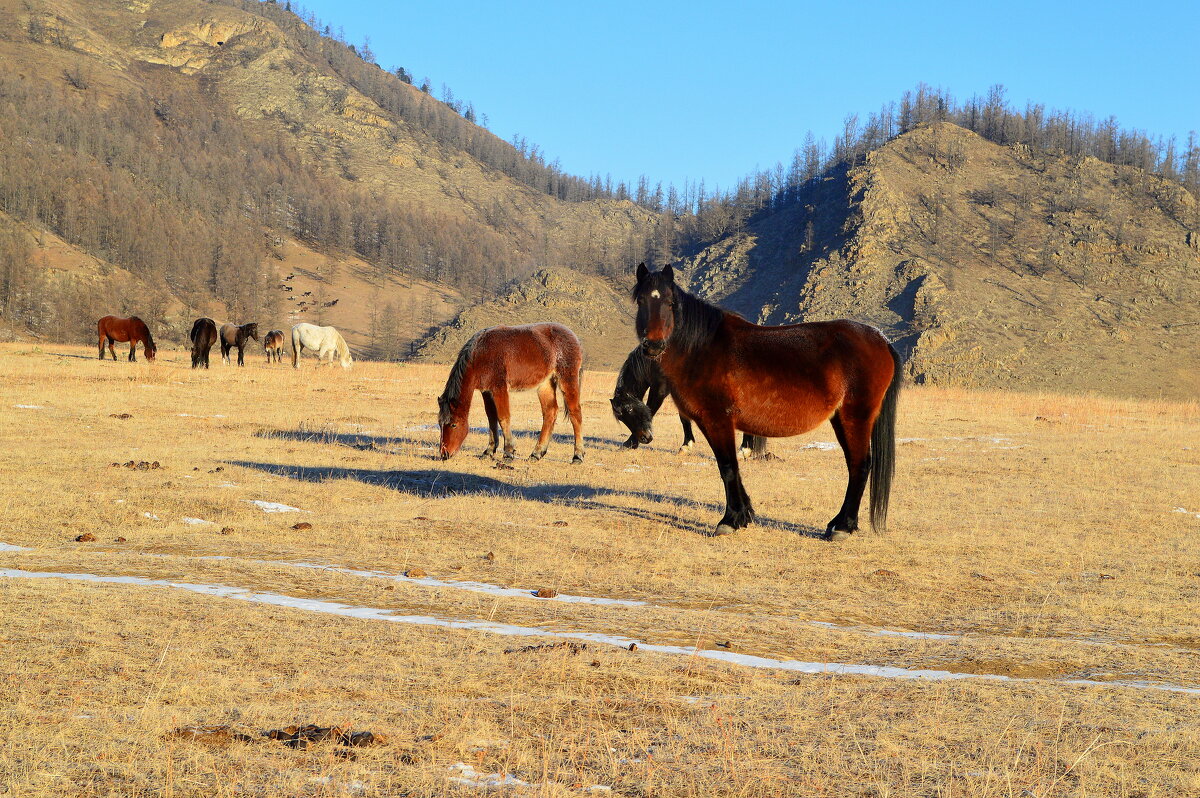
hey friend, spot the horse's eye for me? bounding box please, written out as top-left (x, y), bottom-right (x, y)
top-left (450, 422), bottom-right (458, 428)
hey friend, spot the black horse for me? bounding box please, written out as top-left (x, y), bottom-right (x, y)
top-left (189, 317), bottom-right (219, 369)
top-left (610, 347), bottom-right (767, 456)
top-left (220, 322), bottom-right (259, 367)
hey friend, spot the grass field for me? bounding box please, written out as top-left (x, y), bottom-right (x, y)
top-left (1, 343), bottom-right (1198, 797)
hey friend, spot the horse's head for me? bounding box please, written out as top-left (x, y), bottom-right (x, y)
top-left (610, 395), bottom-right (654, 445)
top-left (245, 323), bottom-right (259, 342)
top-left (438, 395), bottom-right (468, 460)
top-left (340, 353), bottom-right (353, 369)
top-left (144, 343), bottom-right (157, 361)
top-left (633, 262), bottom-right (677, 359)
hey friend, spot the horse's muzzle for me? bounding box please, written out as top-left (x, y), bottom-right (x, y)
top-left (440, 447), bottom-right (451, 461)
top-left (638, 431), bottom-right (652, 445)
top-left (640, 339), bottom-right (666, 358)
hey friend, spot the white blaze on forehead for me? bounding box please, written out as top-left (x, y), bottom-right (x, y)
top-left (650, 290), bottom-right (660, 299)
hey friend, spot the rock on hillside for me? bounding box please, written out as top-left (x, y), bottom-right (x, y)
top-left (414, 267), bottom-right (638, 370)
top-left (679, 123), bottom-right (1200, 400)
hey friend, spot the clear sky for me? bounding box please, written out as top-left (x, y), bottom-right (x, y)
top-left (293, 0), bottom-right (1199, 193)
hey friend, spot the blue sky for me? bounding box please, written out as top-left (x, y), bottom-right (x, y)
top-left (294, 0), bottom-right (1199, 193)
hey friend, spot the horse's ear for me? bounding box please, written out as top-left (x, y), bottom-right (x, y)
top-left (635, 263), bottom-right (648, 282)
top-left (662, 264), bottom-right (674, 283)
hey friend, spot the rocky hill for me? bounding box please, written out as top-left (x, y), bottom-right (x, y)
top-left (415, 267), bottom-right (638, 370)
top-left (679, 123), bottom-right (1200, 400)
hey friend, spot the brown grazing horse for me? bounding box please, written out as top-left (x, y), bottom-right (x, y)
top-left (97, 316), bottom-right (156, 362)
top-left (633, 264), bottom-right (901, 540)
top-left (438, 323), bottom-right (585, 463)
top-left (189, 317), bottom-right (219, 369)
top-left (219, 322), bottom-right (259, 366)
top-left (263, 330), bottom-right (285, 363)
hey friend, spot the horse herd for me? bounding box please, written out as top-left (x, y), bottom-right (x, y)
top-left (95, 316), bottom-right (351, 369)
top-left (96, 264), bottom-right (900, 542)
top-left (436, 264), bottom-right (901, 542)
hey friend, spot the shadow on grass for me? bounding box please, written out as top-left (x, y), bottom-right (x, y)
top-left (257, 426), bottom-right (651, 453)
top-left (228, 460), bottom-right (825, 540)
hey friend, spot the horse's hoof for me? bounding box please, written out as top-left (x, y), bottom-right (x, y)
top-left (711, 523), bottom-right (736, 537)
top-left (529, 452), bottom-right (543, 462)
top-left (824, 529), bottom-right (852, 542)
top-left (571, 454), bottom-right (584, 464)
top-left (503, 451), bottom-right (515, 461)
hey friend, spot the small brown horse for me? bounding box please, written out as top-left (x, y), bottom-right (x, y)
top-left (633, 263), bottom-right (901, 540)
top-left (438, 323), bottom-right (585, 463)
top-left (220, 322), bottom-right (259, 366)
top-left (97, 316), bottom-right (156, 362)
top-left (263, 330), bottom-right (285, 364)
top-left (189, 317), bottom-right (219, 369)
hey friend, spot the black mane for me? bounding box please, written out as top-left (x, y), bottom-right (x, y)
top-left (439, 329), bottom-right (483, 409)
top-left (614, 347), bottom-right (659, 397)
top-left (669, 285), bottom-right (729, 353)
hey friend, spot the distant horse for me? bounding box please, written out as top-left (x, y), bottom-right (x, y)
top-left (97, 316), bottom-right (156, 362)
top-left (438, 323), bottom-right (584, 463)
top-left (189, 317), bottom-right (219, 369)
top-left (220, 322), bottom-right (259, 366)
top-left (291, 323), bottom-right (352, 369)
top-left (633, 264), bottom-right (900, 540)
top-left (611, 346), bottom-right (766, 457)
top-left (263, 330), bottom-right (285, 364)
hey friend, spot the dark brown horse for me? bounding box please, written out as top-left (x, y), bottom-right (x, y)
top-left (263, 329), bottom-right (285, 364)
top-left (633, 264), bottom-right (900, 541)
top-left (189, 317), bottom-right (219, 369)
top-left (438, 323), bottom-right (585, 463)
top-left (97, 316), bottom-right (156, 362)
top-left (220, 322), bottom-right (259, 366)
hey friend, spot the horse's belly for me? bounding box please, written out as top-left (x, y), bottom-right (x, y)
top-left (734, 388), bottom-right (840, 438)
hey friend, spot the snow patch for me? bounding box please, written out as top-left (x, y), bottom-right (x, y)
top-left (245, 500), bottom-right (305, 513)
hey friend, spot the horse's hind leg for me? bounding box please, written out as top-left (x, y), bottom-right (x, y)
top-left (529, 378), bottom-right (558, 461)
top-left (108, 338), bottom-right (118, 361)
top-left (98, 334), bottom-right (106, 360)
top-left (491, 385), bottom-right (516, 460)
top-left (559, 371), bottom-right (584, 464)
top-left (826, 410), bottom-right (873, 541)
top-left (480, 391), bottom-right (500, 458)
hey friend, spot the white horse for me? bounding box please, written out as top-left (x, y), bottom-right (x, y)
top-left (291, 323), bottom-right (353, 369)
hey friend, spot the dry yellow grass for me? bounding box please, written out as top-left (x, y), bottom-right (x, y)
top-left (1, 343), bottom-right (1198, 797)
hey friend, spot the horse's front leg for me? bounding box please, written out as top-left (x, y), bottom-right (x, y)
top-left (679, 417), bottom-right (696, 451)
top-left (491, 385), bottom-right (516, 459)
top-left (237, 345), bottom-right (244, 367)
top-left (128, 342), bottom-right (136, 362)
top-left (529, 379), bottom-right (558, 461)
top-left (696, 417), bottom-right (754, 536)
top-left (480, 391), bottom-right (500, 458)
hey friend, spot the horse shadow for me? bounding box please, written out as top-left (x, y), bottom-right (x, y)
top-left (228, 461), bottom-right (825, 540)
top-left (257, 426), bottom-right (640, 454)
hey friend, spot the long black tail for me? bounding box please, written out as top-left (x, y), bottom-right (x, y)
top-left (869, 344), bottom-right (902, 533)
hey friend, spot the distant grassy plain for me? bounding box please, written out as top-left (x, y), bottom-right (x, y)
top-left (1, 343), bottom-right (1198, 797)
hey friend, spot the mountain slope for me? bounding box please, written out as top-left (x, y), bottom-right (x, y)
top-left (0, 0), bottom-right (657, 347)
top-left (679, 123), bottom-right (1200, 400)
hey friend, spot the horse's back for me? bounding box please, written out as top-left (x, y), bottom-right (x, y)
top-left (475, 323), bottom-right (580, 389)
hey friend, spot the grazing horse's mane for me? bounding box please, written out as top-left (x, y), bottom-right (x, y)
top-left (132, 316), bottom-right (156, 353)
top-left (333, 328), bottom-right (349, 361)
top-left (439, 329), bottom-right (484, 408)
